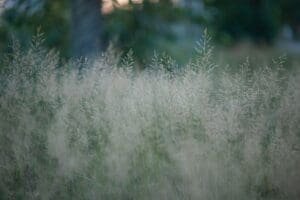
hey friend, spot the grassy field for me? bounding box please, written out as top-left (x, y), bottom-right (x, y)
top-left (0, 38), bottom-right (299, 200)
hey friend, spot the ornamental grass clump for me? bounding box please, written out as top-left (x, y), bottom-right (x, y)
top-left (0, 35), bottom-right (299, 200)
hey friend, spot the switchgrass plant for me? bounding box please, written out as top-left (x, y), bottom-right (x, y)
top-left (0, 36), bottom-right (299, 200)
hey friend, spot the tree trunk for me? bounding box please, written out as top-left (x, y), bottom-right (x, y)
top-left (71, 0), bottom-right (104, 58)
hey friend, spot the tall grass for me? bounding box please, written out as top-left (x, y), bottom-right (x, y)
top-left (0, 36), bottom-right (299, 200)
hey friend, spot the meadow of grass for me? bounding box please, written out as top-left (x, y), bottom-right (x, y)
top-left (0, 36), bottom-right (299, 200)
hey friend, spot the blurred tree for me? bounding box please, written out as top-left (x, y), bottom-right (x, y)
top-left (0, 0), bottom-right (69, 56)
top-left (71, 0), bottom-right (106, 58)
top-left (104, 0), bottom-right (204, 65)
top-left (204, 0), bottom-right (281, 45)
top-left (0, 0), bottom-right (108, 59)
top-left (280, 0), bottom-right (300, 40)
top-left (105, 0), bottom-right (174, 56)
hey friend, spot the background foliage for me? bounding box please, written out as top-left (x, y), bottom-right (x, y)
top-left (0, 0), bottom-right (300, 64)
